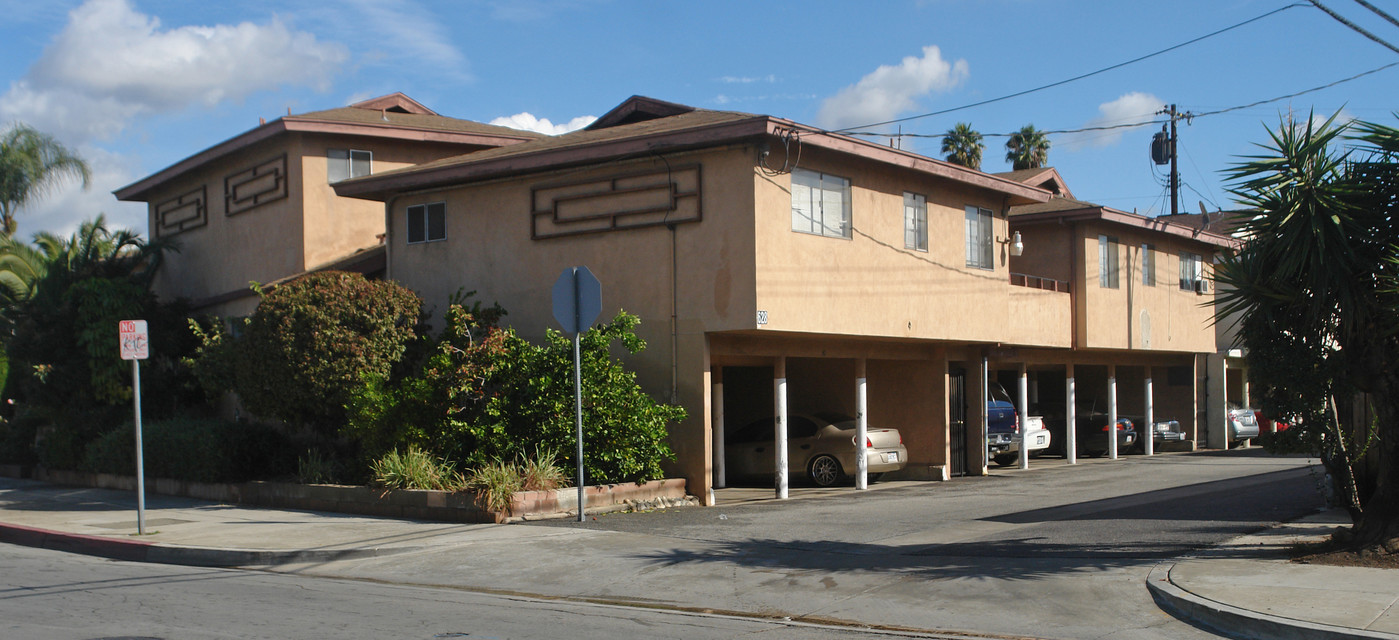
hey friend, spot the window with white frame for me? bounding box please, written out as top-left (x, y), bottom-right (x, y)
top-left (791, 168), bottom-right (851, 238)
top-left (328, 149), bottom-right (372, 183)
top-left (1099, 235), bottom-right (1120, 289)
top-left (964, 205), bottom-right (993, 269)
top-left (904, 192), bottom-right (927, 252)
top-left (1141, 243), bottom-right (1156, 286)
top-left (407, 202), bottom-right (446, 243)
top-left (1180, 252), bottom-right (1204, 291)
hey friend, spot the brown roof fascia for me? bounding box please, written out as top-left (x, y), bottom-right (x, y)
top-left (1011, 206), bottom-right (1240, 249)
top-left (350, 92), bottom-right (437, 115)
top-left (337, 117), bottom-right (1052, 205)
top-left (334, 116), bottom-right (776, 199)
top-left (115, 118), bottom-right (537, 203)
top-left (775, 119), bottom-right (1051, 205)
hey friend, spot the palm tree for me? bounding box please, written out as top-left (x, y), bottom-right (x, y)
top-left (941, 123), bottom-right (985, 170)
top-left (0, 123), bottom-right (91, 236)
top-left (1005, 124), bottom-right (1051, 170)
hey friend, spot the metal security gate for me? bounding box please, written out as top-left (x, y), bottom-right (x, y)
top-left (949, 367), bottom-right (968, 476)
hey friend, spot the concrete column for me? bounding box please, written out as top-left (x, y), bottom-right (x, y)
top-left (1018, 364), bottom-right (1030, 470)
top-left (1066, 364), bottom-right (1077, 465)
top-left (712, 367), bottom-right (726, 489)
top-left (775, 357), bottom-right (788, 500)
top-left (1241, 370), bottom-right (1252, 448)
top-left (1108, 364), bottom-right (1119, 460)
top-left (856, 358), bottom-right (868, 490)
top-left (1144, 366), bottom-right (1155, 457)
top-left (976, 357), bottom-right (989, 476)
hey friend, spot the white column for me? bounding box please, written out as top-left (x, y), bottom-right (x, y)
top-left (1108, 364), bottom-right (1119, 460)
top-left (980, 356), bottom-right (990, 476)
top-left (1018, 364), bottom-right (1030, 470)
top-left (712, 371), bottom-right (726, 488)
top-left (1066, 364), bottom-right (1077, 465)
top-left (856, 358), bottom-right (868, 490)
top-left (1144, 367), bottom-right (1155, 457)
top-left (775, 357), bottom-right (789, 499)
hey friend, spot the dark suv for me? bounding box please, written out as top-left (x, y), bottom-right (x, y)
top-left (986, 383), bottom-right (1019, 460)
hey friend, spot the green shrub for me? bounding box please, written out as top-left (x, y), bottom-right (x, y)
top-left (466, 459), bottom-right (523, 513)
top-left (80, 417), bottom-right (299, 483)
top-left (371, 446), bottom-right (464, 491)
top-left (296, 449), bottom-right (344, 485)
top-left (231, 271), bottom-right (422, 435)
top-left (0, 412), bottom-right (42, 465)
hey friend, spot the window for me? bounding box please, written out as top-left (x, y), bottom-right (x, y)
top-left (791, 168), bottom-right (851, 238)
top-left (1098, 235), bottom-right (1120, 289)
top-left (407, 202), bottom-right (446, 243)
top-left (1180, 252), bottom-right (1204, 291)
top-left (964, 205), bottom-right (993, 269)
top-left (904, 192), bottom-right (927, 252)
top-left (1141, 243), bottom-right (1156, 286)
top-left (328, 149), bottom-right (372, 183)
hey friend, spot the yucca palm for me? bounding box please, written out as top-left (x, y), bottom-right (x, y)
top-left (1004, 124), bottom-right (1050, 170)
top-left (0, 123), bottom-right (91, 236)
top-left (941, 123), bottom-right (985, 170)
top-left (1215, 111), bottom-right (1399, 550)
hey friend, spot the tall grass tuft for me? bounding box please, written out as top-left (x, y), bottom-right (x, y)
top-left (466, 459), bottom-right (524, 513)
top-left (518, 446), bottom-right (569, 492)
top-left (371, 446), bottom-right (464, 491)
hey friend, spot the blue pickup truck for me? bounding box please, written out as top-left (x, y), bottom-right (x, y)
top-left (986, 383), bottom-right (1019, 463)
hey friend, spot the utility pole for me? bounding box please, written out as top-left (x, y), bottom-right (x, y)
top-left (1152, 104), bottom-right (1193, 216)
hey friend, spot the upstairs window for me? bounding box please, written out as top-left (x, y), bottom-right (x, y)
top-left (407, 202), bottom-right (446, 244)
top-left (1180, 252), bottom-right (1204, 291)
top-left (1099, 235), bottom-right (1120, 289)
top-left (964, 205), bottom-right (993, 269)
top-left (904, 192), bottom-right (927, 252)
top-left (1141, 243), bottom-right (1156, 286)
top-left (328, 149), bottom-right (372, 183)
top-left (791, 168), bottom-right (851, 238)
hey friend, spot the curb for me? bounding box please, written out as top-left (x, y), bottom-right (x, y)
top-left (0, 521), bottom-right (413, 568)
top-left (1146, 562), bottom-right (1399, 640)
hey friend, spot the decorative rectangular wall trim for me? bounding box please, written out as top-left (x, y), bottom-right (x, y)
top-left (531, 164), bottom-right (702, 239)
top-left (225, 154), bottom-right (288, 216)
top-left (154, 186), bottom-right (207, 236)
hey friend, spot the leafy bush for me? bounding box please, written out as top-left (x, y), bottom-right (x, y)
top-left (80, 416), bottom-right (299, 483)
top-left (230, 271), bottom-right (422, 435)
top-left (0, 412), bottom-right (40, 465)
top-left (371, 446), bottom-right (464, 491)
top-left (346, 304), bottom-right (683, 485)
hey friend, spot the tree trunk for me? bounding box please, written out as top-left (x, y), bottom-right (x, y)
top-left (1352, 377), bottom-right (1399, 551)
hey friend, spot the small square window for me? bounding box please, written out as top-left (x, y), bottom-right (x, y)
top-left (407, 202), bottom-right (446, 243)
top-left (791, 168), bottom-right (851, 239)
top-left (328, 148), bottom-right (372, 183)
top-left (1180, 252), bottom-right (1204, 291)
top-left (904, 192), bottom-right (927, 252)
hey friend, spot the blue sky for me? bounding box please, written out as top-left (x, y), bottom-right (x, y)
top-left (2, 0), bottom-right (1396, 239)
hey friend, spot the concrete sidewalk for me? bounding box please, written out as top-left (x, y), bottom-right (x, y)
top-left (1, 476), bottom-right (1394, 639)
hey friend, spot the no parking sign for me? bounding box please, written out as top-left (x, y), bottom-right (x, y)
top-left (118, 320), bottom-right (149, 360)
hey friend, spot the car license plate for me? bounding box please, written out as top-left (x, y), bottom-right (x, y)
top-left (1035, 435), bottom-right (1046, 445)
top-left (884, 452), bottom-right (898, 463)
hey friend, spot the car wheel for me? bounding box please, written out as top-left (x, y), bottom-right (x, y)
top-left (993, 454), bottom-right (1016, 466)
top-left (807, 455), bottom-right (843, 487)
top-left (868, 473), bottom-right (883, 483)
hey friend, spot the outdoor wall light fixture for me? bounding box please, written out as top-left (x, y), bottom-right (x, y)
top-left (1000, 231), bottom-right (1024, 257)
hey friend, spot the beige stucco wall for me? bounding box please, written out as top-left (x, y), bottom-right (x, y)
top-left (1073, 222), bottom-right (1218, 352)
top-left (753, 149), bottom-right (1072, 348)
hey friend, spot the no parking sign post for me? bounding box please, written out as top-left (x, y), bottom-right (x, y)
top-left (119, 320), bottom-right (149, 535)
top-left (552, 267), bottom-right (601, 522)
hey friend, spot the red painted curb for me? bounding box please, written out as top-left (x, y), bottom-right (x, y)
top-left (0, 521), bottom-right (153, 563)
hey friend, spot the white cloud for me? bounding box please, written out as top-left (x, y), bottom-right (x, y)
top-left (816, 45), bottom-right (968, 131)
top-left (490, 112), bottom-right (596, 135)
top-left (339, 0), bottom-right (469, 81)
top-left (719, 75), bottom-right (777, 84)
top-left (9, 145), bottom-right (145, 241)
top-left (0, 0), bottom-right (347, 143)
top-left (1061, 92), bottom-right (1164, 150)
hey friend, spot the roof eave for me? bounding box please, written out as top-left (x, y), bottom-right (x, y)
top-left (1011, 206), bottom-right (1241, 249)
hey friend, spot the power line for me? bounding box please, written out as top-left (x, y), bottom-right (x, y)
top-left (1353, 0), bottom-right (1399, 30)
top-left (1192, 60), bottom-right (1399, 118)
top-left (1309, 0), bottom-right (1399, 55)
top-left (829, 2), bottom-right (1308, 134)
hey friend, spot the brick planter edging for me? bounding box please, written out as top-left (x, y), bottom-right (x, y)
top-left (18, 467), bottom-right (690, 524)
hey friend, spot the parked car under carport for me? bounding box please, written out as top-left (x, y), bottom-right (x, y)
top-left (724, 413), bottom-right (907, 487)
top-left (1036, 402), bottom-right (1136, 458)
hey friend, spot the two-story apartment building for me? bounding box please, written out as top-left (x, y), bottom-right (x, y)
top-left (330, 96), bottom-right (1238, 503)
top-left (114, 93), bottom-right (543, 316)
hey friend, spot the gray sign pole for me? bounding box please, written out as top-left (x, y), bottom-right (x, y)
top-left (132, 358), bottom-right (145, 535)
top-left (552, 267), bottom-right (601, 523)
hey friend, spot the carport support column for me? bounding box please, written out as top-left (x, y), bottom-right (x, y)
top-left (712, 368), bottom-right (725, 489)
top-left (1018, 364), bottom-right (1030, 470)
top-left (1066, 364), bottom-right (1077, 465)
top-left (1144, 367), bottom-right (1155, 457)
top-left (1108, 365), bottom-right (1119, 460)
top-left (775, 357), bottom-right (789, 500)
top-left (856, 358), bottom-right (869, 490)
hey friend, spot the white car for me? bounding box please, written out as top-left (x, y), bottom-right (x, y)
top-left (994, 415), bottom-right (1051, 466)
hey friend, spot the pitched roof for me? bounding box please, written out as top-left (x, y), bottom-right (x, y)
top-left (1009, 196), bottom-right (1239, 249)
top-left (115, 93), bottom-right (542, 202)
top-left (334, 96), bottom-right (1053, 206)
top-left (992, 167), bottom-right (1073, 199)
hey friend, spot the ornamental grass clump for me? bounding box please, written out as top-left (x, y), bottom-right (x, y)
top-left (371, 446), bottom-right (464, 491)
top-left (466, 459), bottom-right (524, 513)
top-left (518, 446), bottom-right (569, 492)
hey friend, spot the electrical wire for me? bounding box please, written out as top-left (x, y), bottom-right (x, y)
top-left (1191, 60), bottom-right (1399, 118)
top-left (1309, 0), bottom-right (1399, 55)
top-left (1353, 0), bottom-right (1399, 29)
top-left (829, 2), bottom-right (1308, 134)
